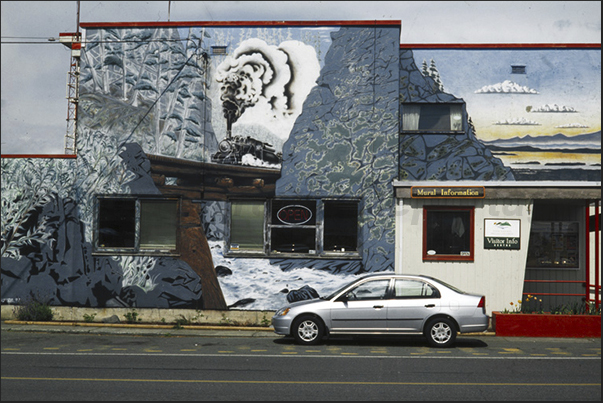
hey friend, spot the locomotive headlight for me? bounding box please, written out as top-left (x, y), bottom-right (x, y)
top-left (218, 140), bottom-right (233, 153)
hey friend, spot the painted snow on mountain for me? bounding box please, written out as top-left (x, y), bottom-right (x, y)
top-left (211, 241), bottom-right (358, 310)
top-left (483, 131), bottom-right (601, 150)
top-left (475, 79), bottom-right (539, 94)
top-left (529, 104), bottom-right (578, 113)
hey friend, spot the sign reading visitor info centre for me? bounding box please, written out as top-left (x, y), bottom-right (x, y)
top-left (411, 186), bottom-right (485, 198)
top-left (484, 219), bottom-right (521, 250)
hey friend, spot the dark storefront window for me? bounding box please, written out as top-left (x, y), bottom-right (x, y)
top-left (270, 200), bottom-right (317, 254)
top-left (97, 197), bottom-right (178, 253)
top-left (423, 206), bottom-right (474, 261)
top-left (98, 199), bottom-right (136, 248)
top-left (228, 199), bottom-right (359, 257)
top-left (324, 201), bottom-right (358, 252)
top-left (527, 202), bottom-right (581, 269)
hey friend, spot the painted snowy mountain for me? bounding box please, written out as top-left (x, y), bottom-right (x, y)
top-left (483, 131), bottom-right (601, 152)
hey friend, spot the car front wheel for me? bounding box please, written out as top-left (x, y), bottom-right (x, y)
top-left (425, 317), bottom-right (457, 348)
top-left (292, 315), bottom-right (325, 345)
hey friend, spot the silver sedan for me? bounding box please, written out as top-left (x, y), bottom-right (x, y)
top-left (272, 273), bottom-right (488, 347)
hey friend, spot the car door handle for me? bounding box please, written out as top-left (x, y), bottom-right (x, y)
top-left (373, 305), bottom-right (384, 309)
top-left (424, 304), bottom-right (436, 308)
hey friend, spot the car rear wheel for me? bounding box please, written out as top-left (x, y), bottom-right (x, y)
top-left (425, 317), bottom-right (457, 348)
top-left (292, 315), bottom-right (324, 345)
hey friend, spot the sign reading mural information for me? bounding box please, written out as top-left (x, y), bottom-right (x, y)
top-left (484, 219), bottom-right (521, 250)
top-left (411, 186), bottom-right (485, 198)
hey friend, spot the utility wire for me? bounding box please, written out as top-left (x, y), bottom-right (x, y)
top-left (2, 37), bottom-right (198, 45)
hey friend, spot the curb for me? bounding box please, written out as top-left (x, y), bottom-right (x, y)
top-left (3, 319), bottom-right (273, 332)
top-left (2, 320), bottom-right (494, 337)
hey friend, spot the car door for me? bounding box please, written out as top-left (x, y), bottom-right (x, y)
top-left (386, 279), bottom-right (441, 332)
top-left (330, 278), bottom-right (391, 333)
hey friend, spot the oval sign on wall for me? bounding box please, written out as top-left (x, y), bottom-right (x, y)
top-left (277, 205), bottom-right (313, 225)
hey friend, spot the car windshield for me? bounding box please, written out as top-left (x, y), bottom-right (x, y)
top-left (322, 280), bottom-right (359, 300)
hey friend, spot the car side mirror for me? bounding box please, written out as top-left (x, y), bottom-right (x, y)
top-left (335, 294), bottom-right (348, 302)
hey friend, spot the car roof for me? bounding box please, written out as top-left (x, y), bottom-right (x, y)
top-left (357, 273), bottom-right (430, 280)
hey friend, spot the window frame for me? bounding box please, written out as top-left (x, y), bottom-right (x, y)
top-left (401, 102), bottom-right (464, 133)
top-left (526, 220), bottom-right (580, 269)
top-left (94, 195), bottom-right (180, 256)
top-left (226, 198), bottom-right (361, 259)
top-left (526, 202), bottom-right (583, 270)
top-left (270, 199), bottom-right (318, 255)
top-left (229, 199), bottom-right (267, 254)
top-left (392, 279), bottom-right (441, 299)
top-left (422, 205), bottom-right (475, 261)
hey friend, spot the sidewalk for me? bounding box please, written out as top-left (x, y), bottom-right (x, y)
top-left (1, 319), bottom-right (276, 338)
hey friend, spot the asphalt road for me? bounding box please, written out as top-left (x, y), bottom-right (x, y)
top-left (1, 324), bottom-right (600, 401)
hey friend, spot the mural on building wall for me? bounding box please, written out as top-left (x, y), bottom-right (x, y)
top-left (407, 47), bottom-right (601, 182)
top-left (1, 23), bottom-right (400, 311)
top-left (4, 26), bottom-right (598, 312)
top-left (399, 48), bottom-right (514, 181)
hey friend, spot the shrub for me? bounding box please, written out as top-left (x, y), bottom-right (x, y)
top-left (13, 294), bottom-right (54, 321)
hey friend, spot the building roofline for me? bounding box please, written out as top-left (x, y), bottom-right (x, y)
top-left (80, 20), bottom-right (401, 29)
top-left (400, 43), bottom-right (600, 49)
top-left (1, 154), bottom-right (77, 159)
top-left (393, 180), bottom-right (601, 188)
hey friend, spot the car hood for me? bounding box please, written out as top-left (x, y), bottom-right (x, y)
top-left (284, 297), bottom-right (331, 310)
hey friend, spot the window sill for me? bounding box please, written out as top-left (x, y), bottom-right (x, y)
top-left (224, 251), bottom-right (362, 260)
top-left (401, 130), bottom-right (464, 135)
top-left (423, 256), bottom-right (474, 262)
top-left (92, 251), bottom-right (180, 257)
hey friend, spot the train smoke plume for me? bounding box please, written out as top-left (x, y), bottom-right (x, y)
top-left (216, 38), bottom-right (320, 140)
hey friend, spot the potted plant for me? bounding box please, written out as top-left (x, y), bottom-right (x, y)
top-left (492, 296), bottom-right (601, 338)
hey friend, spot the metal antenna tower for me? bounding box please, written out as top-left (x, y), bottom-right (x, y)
top-left (59, 1), bottom-right (81, 155)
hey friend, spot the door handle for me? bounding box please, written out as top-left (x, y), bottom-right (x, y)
top-left (424, 304), bottom-right (435, 308)
top-left (373, 305), bottom-right (384, 309)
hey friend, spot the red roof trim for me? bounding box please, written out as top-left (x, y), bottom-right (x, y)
top-left (1, 154), bottom-right (78, 159)
top-left (401, 43), bottom-right (600, 49)
top-left (80, 20), bottom-right (401, 28)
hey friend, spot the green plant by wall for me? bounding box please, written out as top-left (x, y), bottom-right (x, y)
top-left (123, 310), bottom-right (142, 324)
top-left (83, 313), bottom-right (96, 322)
top-left (173, 315), bottom-right (190, 329)
top-left (13, 294), bottom-right (53, 321)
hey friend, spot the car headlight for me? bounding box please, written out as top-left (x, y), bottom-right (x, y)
top-left (275, 307), bottom-right (290, 316)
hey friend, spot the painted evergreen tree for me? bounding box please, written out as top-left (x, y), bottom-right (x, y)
top-left (421, 59), bottom-right (429, 76)
top-left (428, 58), bottom-right (444, 91)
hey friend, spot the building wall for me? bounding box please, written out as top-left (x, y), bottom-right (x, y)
top-left (396, 197), bottom-right (533, 315)
top-left (1, 22), bottom-right (402, 311)
top-left (396, 44), bottom-right (600, 314)
top-left (1, 24), bottom-right (599, 313)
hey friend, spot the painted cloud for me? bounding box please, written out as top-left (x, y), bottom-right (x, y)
top-left (493, 117), bottom-right (541, 126)
top-left (475, 80), bottom-right (539, 94)
top-left (529, 104), bottom-right (577, 113)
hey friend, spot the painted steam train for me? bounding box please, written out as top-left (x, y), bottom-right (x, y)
top-left (211, 135), bottom-right (282, 165)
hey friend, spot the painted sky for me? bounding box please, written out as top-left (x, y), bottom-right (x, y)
top-left (1, 1), bottom-right (601, 154)
top-left (413, 48), bottom-right (601, 141)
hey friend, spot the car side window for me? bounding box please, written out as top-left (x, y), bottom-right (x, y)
top-left (394, 279), bottom-right (440, 299)
top-left (345, 279), bottom-right (390, 301)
